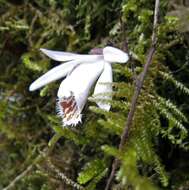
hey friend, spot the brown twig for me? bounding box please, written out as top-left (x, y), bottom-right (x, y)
top-left (105, 0), bottom-right (160, 189)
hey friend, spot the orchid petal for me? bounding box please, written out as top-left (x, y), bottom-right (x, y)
top-left (29, 60), bottom-right (81, 91)
top-left (29, 53), bottom-right (103, 92)
top-left (40, 48), bottom-right (80, 62)
top-left (40, 48), bottom-right (103, 62)
top-left (103, 46), bottom-right (129, 63)
top-left (93, 61), bottom-right (112, 111)
top-left (57, 60), bottom-right (104, 126)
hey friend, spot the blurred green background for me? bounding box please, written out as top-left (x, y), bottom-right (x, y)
top-left (0, 0), bottom-right (189, 189)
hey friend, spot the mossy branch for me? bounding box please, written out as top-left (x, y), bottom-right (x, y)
top-left (46, 159), bottom-right (84, 190)
top-left (2, 164), bottom-right (33, 190)
top-left (2, 149), bottom-right (50, 190)
top-left (2, 152), bottom-right (45, 190)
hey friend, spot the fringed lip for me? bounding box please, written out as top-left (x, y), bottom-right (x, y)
top-left (57, 93), bottom-right (82, 126)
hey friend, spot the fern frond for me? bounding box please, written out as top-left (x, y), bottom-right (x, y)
top-left (117, 148), bottom-right (159, 190)
top-left (156, 96), bottom-right (187, 122)
top-left (77, 159), bottom-right (106, 185)
top-left (98, 119), bottom-right (123, 135)
top-left (101, 145), bottom-right (120, 158)
top-left (155, 103), bottom-right (187, 136)
top-left (89, 96), bottom-right (130, 112)
top-left (86, 168), bottom-right (108, 190)
top-left (154, 99), bottom-right (188, 145)
top-left (132, 130), bottom-right (169, 187)
top-left (159, 71), bottom-right (189, 95)
top-left (112, 64), bottom-right (133, 77)
top-left (153, 156), bottom-right (169, 187)
top-left (52, 125), bottom-right (89, 145)
top-left (89, 106), bottom-right (125, 120)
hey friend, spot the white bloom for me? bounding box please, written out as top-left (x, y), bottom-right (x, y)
top-left (29, 46), bottom-right (129, 126)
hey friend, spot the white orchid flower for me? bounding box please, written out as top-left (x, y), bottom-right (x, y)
top-left (29, 46), bottom-right (129, 126)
